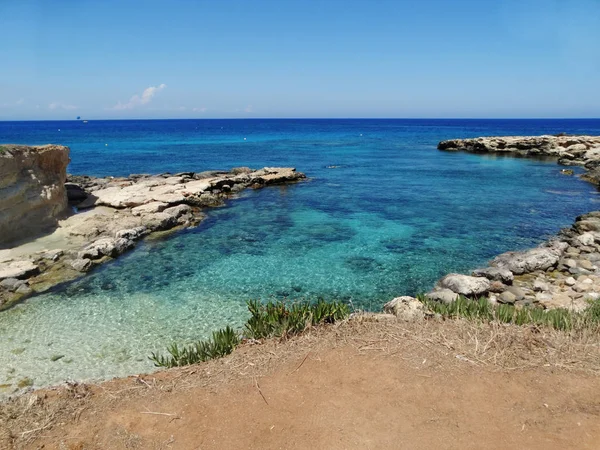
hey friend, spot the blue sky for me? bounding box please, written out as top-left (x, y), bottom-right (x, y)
top-left (1, 0), bottom-right (599, 119)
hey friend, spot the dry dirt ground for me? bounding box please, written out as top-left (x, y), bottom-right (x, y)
top-left (2, 316), bottom-right (600, 450)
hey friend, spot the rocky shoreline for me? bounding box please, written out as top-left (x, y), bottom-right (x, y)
top-left (386, 135), bottom-right (600, 318)
top-left (4, 136), bottom-right (600, 317)
top-left (0, 145), bottom-right (306, 311)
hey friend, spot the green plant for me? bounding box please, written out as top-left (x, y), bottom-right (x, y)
top-left (150, 326), bottom-right (240, 368)
top-left (418, 294), bottom-right (600, 332)
top-left (245, 299), bottom-right (350, 339)
top-left (150, 299), bottom-right (350, 368)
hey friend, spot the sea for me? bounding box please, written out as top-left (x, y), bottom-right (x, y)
top-left (1, 118), bottom-right (600, 391)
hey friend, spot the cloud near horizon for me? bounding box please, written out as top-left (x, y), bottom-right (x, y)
top-left (112, 84), bottom-right (167, 110)
top-left (48, 102), bottom-right (77, 110)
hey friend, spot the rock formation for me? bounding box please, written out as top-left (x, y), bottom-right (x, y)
top-left (0, 145), bottom-right (70, 247)
top-left (421, 135), bottom-right (600, 312)
top-left (0, 162), bottom-right (306, 311)
top-left (438, 135), bottom-right (600, 186)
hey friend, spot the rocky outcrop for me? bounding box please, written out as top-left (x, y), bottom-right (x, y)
top-left (0, 165), bottom-right (306, 311)
top-left (0, 144), bottom-right (70, 248)
top-left (438, 135), bottom-right (600, 187)
top-left (404, 135), bottom-right (600, 312)
top-left (438, 135), bottom-right (600, 160)
top-left (421, 213), bottom-right (600, 311)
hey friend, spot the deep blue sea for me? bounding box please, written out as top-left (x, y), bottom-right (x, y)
top-left (1, 118), bottom-right (600, 389)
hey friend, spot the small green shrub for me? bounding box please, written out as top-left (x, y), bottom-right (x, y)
top-left (245, 299), bottom-right (350, 339)
top-left (150, 326), bottom-right (240, 368)
top-left (418, 294), bottom-right (600, 332)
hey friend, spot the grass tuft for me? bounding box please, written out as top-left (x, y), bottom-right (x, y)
top-left (418, 294), bottom-right (600, 332)
top-left (150, 299), bottom-right (350, 368)
top-left (150, 326), bottom-right (240, 368)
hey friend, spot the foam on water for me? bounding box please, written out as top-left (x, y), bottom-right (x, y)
top-left (1, 119), bottom-right (600, 392)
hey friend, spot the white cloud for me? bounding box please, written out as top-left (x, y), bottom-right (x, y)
top-left (244, 105), bottom-right (254, 113)
top-left (1, 98), bottom-right (26, 108)
top-left (112, 83), bottom-right (167, 110)
top-left (48, 102), bottom-right (77, 110)
top-left (192, 107), bottom-right (207, 112)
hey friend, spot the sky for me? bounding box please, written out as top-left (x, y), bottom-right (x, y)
top-left (0, 0), bottom-right (599, 120)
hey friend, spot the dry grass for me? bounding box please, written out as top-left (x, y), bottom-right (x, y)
top-left (2, 315), bottom-right (600, 448)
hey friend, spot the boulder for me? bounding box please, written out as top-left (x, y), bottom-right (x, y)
top-left (15, 283), bottom-right (33, 295)
top-left (425, 288), bottom-right (459, 304)
top-left (78, 237), bottom-right (134, 260)
top-left (579, 259), bottom-right (594, 271)
top-left (498, 291), bottom-right (517, 304)
top-left (491, 246), bottom-right (563, 275)
top-left (143, 212), bottom-right (178, 231)
top-left (71, 258), bottom-right (93, 272)
top-left (383, 296), bottom-right (429, 321)
top-left (488, 280), bottom-right (507, 293)
top-left (163, 204), bottom-right (192, 219)
top-left (436, 274), bottom-right (490, 296)
top-left (471, 267), bottom-right (514, 284)
top-left (0, 278), bottom-right (26, 292)
top-left (533, 279), bottom-right (551, 292)
top-left (505, 285), bottom-right (526, 301)
top-left (576, 232), bottom-right (596, 247)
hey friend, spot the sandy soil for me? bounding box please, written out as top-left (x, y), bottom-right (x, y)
top-left (2, 317), bottom-right (600, 450)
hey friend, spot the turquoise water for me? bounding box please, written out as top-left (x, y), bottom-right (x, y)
top-left (1, 119), bottom-right (600, 390)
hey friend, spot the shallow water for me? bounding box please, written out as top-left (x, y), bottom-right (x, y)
top-left (1, 119), bottom-right (600, 391)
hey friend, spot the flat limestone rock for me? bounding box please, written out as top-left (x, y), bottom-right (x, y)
top-left (131, 202), bottom-right (168, 216)
top-left (0, 260), bottom-right (40, 281)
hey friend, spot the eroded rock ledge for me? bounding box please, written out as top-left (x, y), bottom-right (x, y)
top-left (0, 165), bottom-right (305, 310)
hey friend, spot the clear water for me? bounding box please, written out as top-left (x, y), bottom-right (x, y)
top-left (1, 119), bottom-right (600, 391)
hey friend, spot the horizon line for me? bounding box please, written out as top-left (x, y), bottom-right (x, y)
top-left (1, 117), bottom-right (600, 123)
